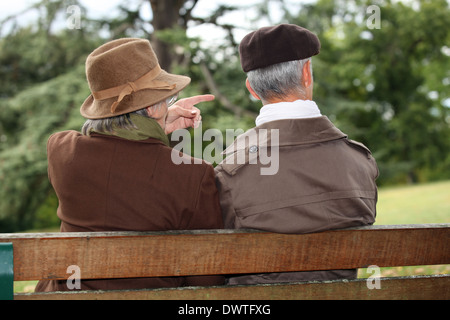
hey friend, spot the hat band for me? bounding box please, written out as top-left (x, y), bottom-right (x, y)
top-left (92, 65), bottom-right (177, 114)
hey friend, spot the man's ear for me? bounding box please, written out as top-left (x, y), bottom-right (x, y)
top-left (246, 78), bottom-right (261, 100)
top-left (302, 60), bottom-right (312, 88)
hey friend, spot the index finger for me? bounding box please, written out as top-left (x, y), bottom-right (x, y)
top-left (179, 94), bottom-right (215, 105)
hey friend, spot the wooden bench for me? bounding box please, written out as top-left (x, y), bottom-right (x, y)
top-left (0, 224), bottom-right (449, 300)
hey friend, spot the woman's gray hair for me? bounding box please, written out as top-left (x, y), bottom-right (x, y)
top-left (247, 58), bottom-right (312, 103)
top-left (81, 95), bottom-right (176, 136)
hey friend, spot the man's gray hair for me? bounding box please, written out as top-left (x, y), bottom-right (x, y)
top-left (247, 58), bottom-right (312, 103)
top-left (81, 96), bottom-right (174, 136)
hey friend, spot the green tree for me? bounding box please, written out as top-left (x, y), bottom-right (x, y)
top-left (0, 0), bottom-right (100, 231)
top-left (0, 0), bottom-right (255, 231)
top-left (289, 0), bottom-right (450, 184)
top-left (1, 0), bottom-right (449, 232)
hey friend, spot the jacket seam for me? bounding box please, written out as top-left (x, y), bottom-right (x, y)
top-left (193, 165), bottom-right (208, 211)
top-left (103, 141), bottom-right (118, 228)
top-left (182, 163), bottom-right (208, 230)
top-left (235, 190), bottom-right (377, 218)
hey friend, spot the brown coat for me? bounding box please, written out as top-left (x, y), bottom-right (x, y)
top-left (35, 131), bottom-right (224, 292)
top-left (215, 116), bottom-right (378, 284)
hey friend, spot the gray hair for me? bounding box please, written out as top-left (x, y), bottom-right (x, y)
top-left (247, 58), bottom-right (312, 103)
top-left (81, 95), bottom-right (175, 136)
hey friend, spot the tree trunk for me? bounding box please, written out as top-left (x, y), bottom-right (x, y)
top-left (149, 0), bottom-right (185, 71)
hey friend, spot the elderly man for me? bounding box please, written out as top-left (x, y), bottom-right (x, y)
top-left (35, 38), bottom-right (224, 292)
top-left (215, 24), bottom-right (379, 284)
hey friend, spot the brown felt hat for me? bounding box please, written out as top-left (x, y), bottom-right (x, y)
top-left (80, 38), bottom-right (191, 119)
top-left (239, 24), bottom-right (321, 72)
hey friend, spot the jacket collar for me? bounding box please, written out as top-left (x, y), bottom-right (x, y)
top-left (90, 132), bottom-right (168, 146)
top-left (222, 116), bottom-right (347, 155)
top-left (255, 99), bottom-right (322, 126)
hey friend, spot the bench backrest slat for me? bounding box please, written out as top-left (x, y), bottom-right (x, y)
top-left (0, 224), bottom-right (448, 282)
top-left (15, 275), bottom-right (450, 300)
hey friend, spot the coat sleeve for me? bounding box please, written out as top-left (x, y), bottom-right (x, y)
top-left (214, 166), bottom-right (237, 229)
top-left (187, 164), bottom-right (224, 230)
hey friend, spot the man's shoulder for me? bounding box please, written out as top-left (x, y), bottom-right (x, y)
top-left (222, 127), bottom-right (258, 154)
top-left (343, 139), bottom-right (373, 158)
top-left (215, 127), bottom-right (259, 176)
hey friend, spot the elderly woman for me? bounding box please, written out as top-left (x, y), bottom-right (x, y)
top-left (35, 38), bottom-right (223, 292)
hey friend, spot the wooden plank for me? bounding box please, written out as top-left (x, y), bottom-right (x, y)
top-left (15, 275), bottom-right (450, 300)
top-left (0, 224), bottom-right (449, 281)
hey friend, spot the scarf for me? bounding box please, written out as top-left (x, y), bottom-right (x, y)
top-left (91, 114), bottom-right (170, 146)
top-left (255, 99), bottom-right (322, 126)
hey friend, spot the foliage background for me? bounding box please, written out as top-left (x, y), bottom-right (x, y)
top-left (0, 0), bottom-right (449, 232)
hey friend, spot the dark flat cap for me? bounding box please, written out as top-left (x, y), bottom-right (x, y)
top-left (239, 24), bottom-right (321, 72)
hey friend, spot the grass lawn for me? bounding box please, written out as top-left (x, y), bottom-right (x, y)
top-left (14, 180), bottom-right (450, 293)
top-left (359, 180), bottom-right (450, 278)
top-left (375, 180), bottom-right (450, 225)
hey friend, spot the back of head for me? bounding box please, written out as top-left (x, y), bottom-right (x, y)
top-left (239, 24), bottom-right (320, 103)
top-left (247, 59), bottom-right (312, 103)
